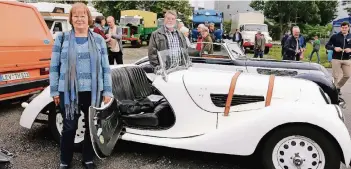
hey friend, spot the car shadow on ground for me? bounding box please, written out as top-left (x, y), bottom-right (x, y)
top-left (107, 140), bottom-right (260, 169)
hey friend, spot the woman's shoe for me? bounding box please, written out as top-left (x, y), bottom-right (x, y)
top-left (82, 161), bottom-right (95, 169)
top-left (59, 164), bottom-right (69, 169)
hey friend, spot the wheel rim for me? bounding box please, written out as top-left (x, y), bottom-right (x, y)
top-left (272, 136), bottom-right (325, 169)
top-left (56, 111), bottom-right (85, 144)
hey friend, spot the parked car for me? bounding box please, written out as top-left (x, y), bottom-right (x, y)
top-left (20, 49), bottom-right (351, 169)
top-left (0, 1), bottom-right (52, 102)
top-left (135, 41), bottom-right (344, 108)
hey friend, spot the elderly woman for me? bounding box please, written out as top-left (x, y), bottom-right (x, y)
top-left (49, 3), bottom-right (113, 169)
top-left (200, 26), bottom-right (214, 54)
top-left (179, 26), bottom-right (191, 47)
top-left (93, 15), bottom-right (110, 41)
top-left (196, 24), bottom-right (206, 51)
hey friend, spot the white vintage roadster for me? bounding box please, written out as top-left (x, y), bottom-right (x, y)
top-left (135, 41), bottom-right (344, 107)
top-left (20, 49), bottom-right (351, 169)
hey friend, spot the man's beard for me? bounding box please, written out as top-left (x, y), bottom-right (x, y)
top-left (165, 24), bottom-right (175, 28)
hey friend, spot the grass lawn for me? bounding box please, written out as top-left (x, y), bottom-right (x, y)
top-left (246, 43), bottom-right (331, 68)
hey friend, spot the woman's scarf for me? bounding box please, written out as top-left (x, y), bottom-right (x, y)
top-left (64, 29), bottom-right (102, 120)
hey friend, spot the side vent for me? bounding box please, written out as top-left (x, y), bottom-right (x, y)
top-left (210, 94), bottom-right (265, 107)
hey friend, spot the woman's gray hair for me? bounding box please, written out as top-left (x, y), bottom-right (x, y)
top-left (180, 26), bottom-right (189, 33)
top-left (200, 26), bottom-right (209, 32)
top-left (198, 24), bottom-right (206, 29)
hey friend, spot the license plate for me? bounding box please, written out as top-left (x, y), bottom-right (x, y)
top-left (0, 72), bottom-right (30, 82)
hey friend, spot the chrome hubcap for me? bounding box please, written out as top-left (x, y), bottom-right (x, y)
top-left (56, 111), bottom-right (85, 144)
top-left (272, 136), bottom-right (325, 169)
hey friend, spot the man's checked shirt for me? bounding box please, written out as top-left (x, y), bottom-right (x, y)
top-left (164, 26), bottom-right (182, 65)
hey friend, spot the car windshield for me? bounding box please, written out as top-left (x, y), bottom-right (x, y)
top-left (244, 24), bottom-right (268, 32)
top-left (155, 48), bottom-right (191, 77)
top-left (120, 17), bottom-right (140, 25)
top-left (225, 42), bottom-right (246, 58)
top-left (188, 41), bottom-right (232, 59)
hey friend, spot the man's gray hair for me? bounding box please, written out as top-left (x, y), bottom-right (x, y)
top-left (292, 26), bottom-right (300, 31)
top-left (164, 10), bottom-right (177, 18)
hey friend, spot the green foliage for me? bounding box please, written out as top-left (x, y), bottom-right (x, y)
top-left (301, 24), bottom-right (332, 40)
top-left (93, 1), bottom-right (192, 25)
top-left (223, 20), bottom-right (231, 34)
top-left (249, 0), bottom-right (338, 39)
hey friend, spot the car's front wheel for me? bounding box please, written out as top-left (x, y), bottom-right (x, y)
top-left (261, 125), bottom-right (341, 169)
top-left (48, 103), bottom-right (86, 150)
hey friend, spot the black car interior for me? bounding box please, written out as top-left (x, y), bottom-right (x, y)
top-left (108, 66), bottom-right (176, 129)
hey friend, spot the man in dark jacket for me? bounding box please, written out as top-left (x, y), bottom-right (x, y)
top-left (283, 26), bottom-right (302, 60)
top-left (281, 32), bottom-right (289, 57)
top-left (148, 10), bottom-right (188, 67)
top-left (232, 28), bottom-right (243, 47)
top-left (325, 21), bottom-right (351, 93)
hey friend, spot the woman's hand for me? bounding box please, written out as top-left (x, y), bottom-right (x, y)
top-left (103, 96), bottom-right (112, 105)
top-left (53, 96), bottom-right (60, 106)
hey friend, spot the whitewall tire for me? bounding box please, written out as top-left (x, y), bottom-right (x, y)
top-left (48, 103), bottom-right (85, 150)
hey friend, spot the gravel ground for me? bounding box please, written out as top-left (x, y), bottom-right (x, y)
top-left (0, 45), bottom-right (350, 169)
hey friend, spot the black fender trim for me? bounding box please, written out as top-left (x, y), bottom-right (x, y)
top-left (293, 73), bottom-right (339, 104)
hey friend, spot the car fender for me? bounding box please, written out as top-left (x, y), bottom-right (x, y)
top-left (121, 103), bottom-right (351, 164)
top-left (294, 73), bottom-right (338, 104)
top-left (215, 103), bottom-right (351, 163)
top-left (19, 86), bottom-right (53, 129)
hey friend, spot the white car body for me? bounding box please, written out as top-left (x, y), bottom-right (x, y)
top-left (19, 50), bottom-right (351, 168)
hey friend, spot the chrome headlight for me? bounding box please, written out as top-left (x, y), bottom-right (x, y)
top-left (334, 105), bottom-right (345, 122)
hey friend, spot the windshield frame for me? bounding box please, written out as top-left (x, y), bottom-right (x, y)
top-left (120, 16), bottom-right (141, 26)
top-left (243, 24), bottom-right (268, 32)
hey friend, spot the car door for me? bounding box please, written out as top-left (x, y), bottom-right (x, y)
top-left (88, 98), bottom-right (124, 159)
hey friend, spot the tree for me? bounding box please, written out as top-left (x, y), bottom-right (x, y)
top-left (250, 0), bottom-right (338, 39)
top-left (342, 0), bottom-right (351, 15)
top-left (93, 1), bottom-right (192, 25)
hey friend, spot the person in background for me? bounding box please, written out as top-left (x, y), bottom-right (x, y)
top-left (196, 24), bottom-right (206, 51)
top-left (148, 10), bottom-right (188, 67)
top-left (105, 16), bottom-right (123, 65)
top-left (200, 26), bottom-right (214, 54)
top-left (297, 33), bottom-right (306, 61)
top-left (177, 22), bottom-right (184, 30)
top-left (232, 28), bottom-right (243, 48)
top-left (308, 35), bottom-right (321, 63)
top-left (283, 26), bottom-right (301, 61)
top-left (253, 30), bottom-right (265, 58)
top-left (100, 17), bottom-right (108, 32)
top-left (180, 26), bottom-right (191, 47)
top-left (281, 32), bottom-right (289, 58)
top-left (49, 3), bottom-right (113, 169)
top-left (326, 21), bottom-right (351, 95)
top-left (93, 16), bottom-right (109, 41)
top-left (208, 23), bottom-right (216, 41)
